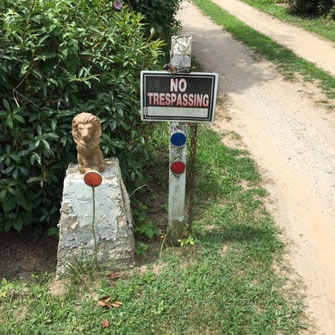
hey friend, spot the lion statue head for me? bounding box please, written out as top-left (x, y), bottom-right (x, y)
top-left (72, 112), bottom-right (102, 150)
top-left (71, 112), bottom-right (106, 174)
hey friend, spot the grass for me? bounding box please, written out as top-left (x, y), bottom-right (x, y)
top-left (193, 0), bottom-right (335, 100)
top-left (0, 125), bottom-right (306, 334)
top-left (239, 0), bottom-right (335, 43)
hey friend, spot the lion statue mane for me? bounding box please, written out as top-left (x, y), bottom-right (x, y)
top-left (71, 112), bottom-right (106, 174)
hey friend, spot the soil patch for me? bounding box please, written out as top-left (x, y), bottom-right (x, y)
top-left (0, 229), bottom-right (58, 280)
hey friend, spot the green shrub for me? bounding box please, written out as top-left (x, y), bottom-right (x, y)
top-left (125, 0), bottom-right (183, 47)
top-left (290, 0), bottom-right (335, 18)
top-left (0, 0), bottom-right (164, 233)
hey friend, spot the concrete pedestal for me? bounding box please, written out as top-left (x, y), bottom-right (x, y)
top-left (56, 158), bottom-right (135, 277)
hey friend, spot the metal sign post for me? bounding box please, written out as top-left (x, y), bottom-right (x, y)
top-left (140, 35), bottom-right (218, 245)
top-left (168, 121), bottom-right (187, 244)
top-left (167, 36), bottom-right (191, 245)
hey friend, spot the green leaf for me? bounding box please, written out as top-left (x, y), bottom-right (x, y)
top-left (117, 106), bottom-right (123, 117)
top-left (20, 62), bottom-right (29, 77)
top-left (45, 133), bottom-right (59, 140)
top-left (34, 153), bottom-right (41, 165)
top-left (20, 212), bottom-right (35, 225)
top-left (7, 187), bottom-right (16, 196)
top-left (13, 217), bottom-right (23, 232)
top-left (19, 167), bottom-right (28, 176)
top-left (27, 176), bottom-right (41, 184)
top-left (18, 150), bottom-right (30, 157)
top-left (13, 168), bottom-right (19, 179)
top-left (42, 139), bottom-right (51, 152)
top-left (9, 154), bottom-right (20, 163)
top-left (30, 153), bottom-right (41, 165)
top-left (15, 193), bottom-right (27, 209)
top-left (0, 189), bottom-right (7, 201)
top-left (51, 120), bottom-right (56, 131)
top-left (3, 166), bottom-right (15, 174)
top-left (13, 114), bottom-right (24, 123)
top-left (2, 194), bottom-right (16, 212)
top-left (38, 34), bottom-right (49, 46)
top-left (47, 227), bottom-right (59, 237)
top-left (110, 121), bottom-right (116, 131)
top-left (145, 228), bottom-right (154, 239)
top-left (2, 99), bottom-right (10, 112)
top-left (6, 115), bottom-right (13, 130)
top-left (8, 180), bottom-right (18, 187)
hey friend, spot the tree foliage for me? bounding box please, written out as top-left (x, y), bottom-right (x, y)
top-left (0, 0), bottom-right (164, 233)
top-left (125, 0), bottom-right (183, 48)
top-left (290, 0), bottom-right (335, 18)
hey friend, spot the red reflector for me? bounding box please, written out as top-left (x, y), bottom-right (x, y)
top-left (84, 171), bottom-right (102, 187)
top-left (170, 161), bottom-right (186, 175)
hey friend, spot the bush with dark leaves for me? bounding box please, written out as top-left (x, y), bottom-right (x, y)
top-left (0, 0), bottom-right (164, 233)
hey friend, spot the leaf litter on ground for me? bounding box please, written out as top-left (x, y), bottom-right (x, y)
top-left (98, 296), bottom-right (123, 309)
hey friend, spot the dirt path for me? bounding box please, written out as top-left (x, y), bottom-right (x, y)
top-left (178, 2), bottom-right (335, 334)
top-left (211, 0), bottom-right (335, 77)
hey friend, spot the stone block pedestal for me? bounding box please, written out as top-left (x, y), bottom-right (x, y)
top-left (56, 158), bottom-right (135, 277)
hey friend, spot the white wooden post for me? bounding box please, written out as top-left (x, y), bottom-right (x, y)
top-left (167, 35), bottom-right (192, 245)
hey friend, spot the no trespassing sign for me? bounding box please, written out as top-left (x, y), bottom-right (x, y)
top-left (140, 71), bottom-right (218, 123)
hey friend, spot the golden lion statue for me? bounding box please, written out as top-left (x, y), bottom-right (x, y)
top-left (71, 112), bottom-right (106, 174)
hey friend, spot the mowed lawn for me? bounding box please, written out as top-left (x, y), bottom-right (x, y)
top-left (0, 125), bottom-right (306, 334)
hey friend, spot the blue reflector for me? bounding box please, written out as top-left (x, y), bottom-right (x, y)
top-left (170, 132), bottom-right (187, 147)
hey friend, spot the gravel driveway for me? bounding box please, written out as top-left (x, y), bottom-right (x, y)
top-left (178, 1), bottom-right (335, 334)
